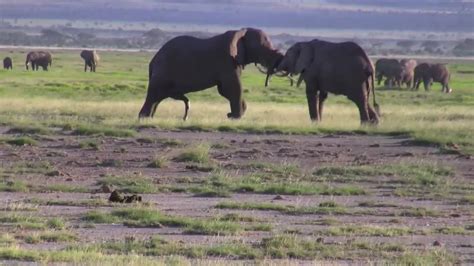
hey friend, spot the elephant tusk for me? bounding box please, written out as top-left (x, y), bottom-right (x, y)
top-left (255, 64), bottom-right (268, 75)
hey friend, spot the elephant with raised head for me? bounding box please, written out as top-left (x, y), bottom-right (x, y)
top-left (375, 58), bottom-right (403, 87)
top-left (80, 50), bottom-right (100, 72)
top-left (138, 28), bottom-right (283, 120)
top-left (413, 63), bottom-right (452, 93)
top-left (3, 57), bottom-right (12, 70)
top-left (266, 40), bottom-right (379, 125)
top-left (399, 59), bottom-right (417, 88)
top-left (26, 51), bottom-right (52, 71)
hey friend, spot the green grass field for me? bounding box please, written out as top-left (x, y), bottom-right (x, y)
top-left (1, 49), bottom-right (474, 154)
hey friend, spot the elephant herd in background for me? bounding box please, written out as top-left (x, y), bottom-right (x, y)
top-left (1, 27), bottom-right (455, 125)
top-left (1, 50), bottom-right (99, 72)
top-left (375, 58), bottom-right (452, 93)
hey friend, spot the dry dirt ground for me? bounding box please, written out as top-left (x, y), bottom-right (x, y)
top-left (0, 126), bottom-right (473, 264)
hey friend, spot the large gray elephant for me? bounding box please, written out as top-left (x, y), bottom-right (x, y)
top-left (413, 63), bottom-right (452, 93)
top-left (267, 40), bottom-right (379, 125)
top-left (3, 57), bottom-right (12, 70)
top-left (80, 50), bottom-right (100, 72)
top-left (25, 51), bottom-right (52, 71)
top-left (399, 59), bottom-right (417, 88)
top-left (138, 28), bottom-right (283, 120)
top-left (375, 58), bottom-right (402, 87)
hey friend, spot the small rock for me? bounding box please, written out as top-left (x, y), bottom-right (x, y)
top-left (109, 190), bottom-right (124, 202)
top-left (450, 213), bottom-right (461, 218)
top-left (273, 195), bottom-right (285, 200)
top-left (65, 177), bottom-right (73, 182)
top-left (369, 143), bottom-right (380, 148)
top-left (230, 140), bottom-right (237, 143)
top-left (243, 139), bottom-right (247, 143)
top-left (316, 237), bottom-right (324, 243)
top-left (46, 170), bottom-right (62, 177)
top-left (433, 240), bottom-right (442, 246)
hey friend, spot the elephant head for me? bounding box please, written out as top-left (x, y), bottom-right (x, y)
top-left (234, 28), bottom-right (284, 83)
top-left (25, 51), bottom-right (38, 70)
top-left (265, 42), bottom-right (313, 87)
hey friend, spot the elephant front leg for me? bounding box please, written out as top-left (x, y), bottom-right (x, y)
top-left (306, 85), bottom-right (319, 122)
top-left (218, 76), bottom-right (245, 119)
top-left (318, 91), bottom-right (328, 121)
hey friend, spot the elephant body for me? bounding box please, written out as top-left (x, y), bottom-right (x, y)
top-left (413, 63), bottom-right (451, 93)
top-left (375, 58), bottom-right (402, 87)
top-left (80, 50), bottom-right (100, 72)
top-left (272, 39), bottom-right (379, 124)
top-left (3, 57), bottom-right (12, 70)
top-left (25, 51), bottom-right (52, 71)
top-left (399, 59), bottom-right (417, 88)
top-left (139, 28), bottom-right (283, 120)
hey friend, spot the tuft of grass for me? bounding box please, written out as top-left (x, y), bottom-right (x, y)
top-left (320, 225), bottom-right (420, 237)
top-left (72, 125), bottom-right (135, 137)
top-left (398, 207), bottom-right (441, 217)
top-left (5, 137), bottom-right (38, 146)
top-left (47, 218), bottom-right (66, 230)
top-left (219, 213), bottom-right (257, 222)
top-left (0, 215), bottom-right (46, 230)
top-left (97, 175), bottom-right (157, 194)
top-left (216, 202), bottom-right (348, 216)
top-left (175, 143), bottom-right (211, 164)
top-left (79, 140), bottom-right (100, 150)
top-left (0, 180), bottom-right (29, 192)
top-left (23, 231), bottom-right (77, 244)
top-left (7, 125), bottom-right (52, 135)
top-left (313, 162), bottom-right (453, 186)
top-left (183, 220), bottom-right (242, 235)
top-left (1, 202), bottom-right (38, 211)
top-left (147, 155), bottom-right (168, 168)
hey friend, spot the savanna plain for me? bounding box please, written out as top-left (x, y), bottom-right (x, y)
top-left (0, 49), bottom-right (473, 265)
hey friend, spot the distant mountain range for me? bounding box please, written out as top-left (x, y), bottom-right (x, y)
top-left (1, 0), bottom-right (473, 32)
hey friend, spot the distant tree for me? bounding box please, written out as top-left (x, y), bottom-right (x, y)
top-left (397, 40), bottom-right (416, 49)
top-left (143, 28), bottom-right (166, 39)
top-left (453, 38), bottom-right (474, 56)
top-left (77, 32), bottom-right (96, 41)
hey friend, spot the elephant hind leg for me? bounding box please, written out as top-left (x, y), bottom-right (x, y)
top-left (318, 91), bottom-right (328, 121)
top-left (348, 89), bottom-right (371, 125)
top-left (139, 79), bottom-right (168, 119)
top-left (171, 94), bottom-right (190, 121)
top-left (217, 78), bottom-right (244, 119)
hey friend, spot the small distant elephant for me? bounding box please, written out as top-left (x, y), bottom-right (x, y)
top-left (25, 51), bottom-right (52, 71)
top-left (3, 57), bottom-right (12, 70)
top-left (399, 59), bottom-right (417, 88)
top-left (80, 50), bottom-right (100, 72)
top-left (375, 58), bottom-right (403, 87)
top-left (268, 40), bottom-right (380, 125)
top-left (413, 63), bottom-right (452, 93)
top-left (139, 28), bottom-right (283, 120)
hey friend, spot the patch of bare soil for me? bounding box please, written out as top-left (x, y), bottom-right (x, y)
top-left (0, 127), bottom-right (473, 263)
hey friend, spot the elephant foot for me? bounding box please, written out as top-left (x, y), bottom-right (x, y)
top-left (227, 112), bottom-right (241, 120)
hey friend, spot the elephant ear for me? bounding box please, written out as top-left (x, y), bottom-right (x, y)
top-left (294, 43), bottom-right (314, 74)
top-left (229, 29), bottom-right (247, 66)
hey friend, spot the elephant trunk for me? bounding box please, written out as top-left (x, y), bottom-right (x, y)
top-left (265, 56), bottom-right (284, 87)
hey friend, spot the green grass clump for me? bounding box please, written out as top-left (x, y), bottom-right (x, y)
top-left (398, 207), bottom-right (441, 217)
top-left (184, 220), bottom-right (242, 235)
top-left (46, 218), bottom-right (66, 230)
top-left (0, 215), bottom-right (46, 230)
top-left (0, 180), bottom-right (29, 192)
top-left (7, 125), bottom-right (52, 135)
top-left (321, 225), bottom-right (418, 237)
top-left (216, 202), bottom-right (348, 215)
top-left (313, 162), bottom-right (452, 186)
top-left (24, 231), bottom-right (77, 244)
top-left (147, 155), bottom-right (168, 168)
top-left (79, 140), bottom-right (100, 150)
top-left (5, 137), bottom-right (38, 146)
top-left (175, 143), bottom-right (211, 164)
top-left (72, 125), bottom-right (135, 137)
top-left (97, 175), bottom-right (157, 194)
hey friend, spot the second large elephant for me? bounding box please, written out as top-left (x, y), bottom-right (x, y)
top-left (375, 58), bottom-right (403, 87)
top-left (25, 51), bottom-right (52, 71)
top-left (80, 50), bottom-right (100, 72)
top-left (267, 40), bottom-right (379, 125)
top-left (138, 28), bottom-right (283, 120)
top-left (413, 63), bottom-right (452, 93)
top-left (399, 59), bottom-right (417, 88)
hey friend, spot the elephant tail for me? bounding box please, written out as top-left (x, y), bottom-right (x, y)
top-left (371, 71), bottom-right (380, 116)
